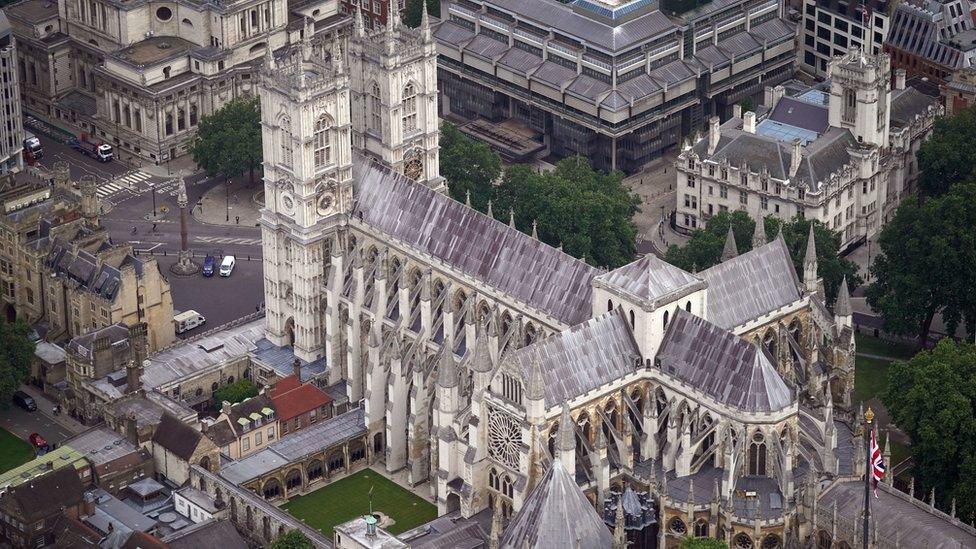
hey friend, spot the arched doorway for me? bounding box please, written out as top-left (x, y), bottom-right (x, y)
top-left (199, 456), bottom-right (211, 472)
top-left (285, 468), bottom-right (302, 492)
top-left (3, 304), bottom-right (15, 323)
top-left (284, 317), bottom-right (295, 347)
top-left (262, 478), bottom-right (282, 500)
top-left (446, 493), bottom-right (460, 513)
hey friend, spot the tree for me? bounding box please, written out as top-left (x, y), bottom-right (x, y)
top-left (666, 212), bottom-right (862, 305)
top-left (270, 529), bottom-right (315, 549)
top-left (916, 107), bottom-right (976, 197)
top-left (738, 96), bottom-right (755, 114)
top-left (403, 0), bottom-right (440, 27)
top-left (440, 121), bottom-right (502, 211)
top-left (190, 97), bottom-right (262, 185)
top-left (679, 538), bottom-right (729, 549)
top-left (491, 157), bottom-right (640, 269)
top-left (867, 183), bottom-right (976, 344)
top-left (214, 379), bottom-right (258, 406)
top-left (0, 320), bottom-right (34, 410)
top-left (884, 339), bottom-right (976, 522)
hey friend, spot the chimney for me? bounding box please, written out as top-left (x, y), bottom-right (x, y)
top-left (129, 323), bottom-right (148, 369)
top-left (763, 85), bottom-right (774, 105)
top-left (732, 104), bottom-right (742, 119)
top-left (125, 360), bottom-right (143, 394)
top-left (895, 68), bottom-right (906, 90)
top-left (707, 116), bottom-right (720, 154)
top-left (772, 85), bottom-right (785, 107)
top-left (743, 111), bottom-right (756, 134)
top-left (124, 412), bottom-right (138, 445)
top-left (221, 400), bottom-right (232, 416)
top-left (292, 358), bottom-right (302, 382)
top-left (790, 138), bottom-right (802, 177)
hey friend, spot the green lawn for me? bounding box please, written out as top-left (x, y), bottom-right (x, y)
top-left (853, 356), bottom-right (892, 404)
top-left (0, 429), bottom-right (35, 474)
top-left (282, 469), bottom-right (437, 537)
top-left (854, 334), bottom-right (918, 361)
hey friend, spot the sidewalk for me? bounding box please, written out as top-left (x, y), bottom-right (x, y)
top-left (192, 177), bottom-right (263, 227)
top-left (139, 155), bottom-right (201, 179)
top-left (17, 385), bottom-right (87, 435)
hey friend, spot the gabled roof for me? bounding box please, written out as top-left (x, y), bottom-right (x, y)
top-left (656, 309), bottom-right (793, 412)
top-left (595, 254), bottom-right (704, 308)
top-left (6, 466), bottom-right (85, 522)
top-left (267, 375), bottom-right (333, 422)
top-left (509, 308), bottom-right (640, 406)
top-left (353, 157), bottom-right (597, 326)
top-left (500, 460), bottom-right (613, 548)
top-left (700, 237), bottom-right (803, 329)
top-left (151, 413), bottom-right (203, 461)
top-left (163, 519), bottom-right (248, 549)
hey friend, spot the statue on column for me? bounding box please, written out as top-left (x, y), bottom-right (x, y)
top-left (170, 173), bottom-right (200, 276)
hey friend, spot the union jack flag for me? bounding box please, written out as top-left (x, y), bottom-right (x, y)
top-left (870, 427), bottom-right (886, 496)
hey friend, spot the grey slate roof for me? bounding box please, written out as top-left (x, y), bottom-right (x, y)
top-left (65, 427), bottom-right (139, 467)
top-left (500, 460), bottom-right (612, 548)
top-left (656, 309), bottom-right (793, 412)
top-left (353, 157), bottom-right (597, 326)
top-left (152, 414), bottom-right (203, 461)
top-left (768, 97), bottom-right (829, 134)
top-left (142, 319), bottom-right (265, 390)
top-left (508, 309), bottom-right (640, 406)
top-left (818, 480), bottom-right (976, 548)
top-left (66, 324), bottom-right (130, 360)
top-left (163, 519), bottom-right (248, 549)
top-left (889, 86), bottom-right (939, 128)
top-left (595, 254), bottom-right (705, 308)
top-left (700, 237), bottom-right (802, 329)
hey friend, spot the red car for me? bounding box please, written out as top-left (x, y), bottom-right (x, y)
top-left (28, 433), bottom-right (49, 454)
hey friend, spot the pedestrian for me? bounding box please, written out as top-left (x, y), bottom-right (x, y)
top-left (152, 223), bottom-right (157, 232)
top-left (235, 215), bottom-right (240, 224)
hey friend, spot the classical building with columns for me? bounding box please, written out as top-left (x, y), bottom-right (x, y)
top-left (674, 50), bottom-right (939, 250)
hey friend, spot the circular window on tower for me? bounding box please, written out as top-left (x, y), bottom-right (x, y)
top-left (156, 6), bottom-right (173, 21)
top-left (280, 193), bottom-right (295, 214)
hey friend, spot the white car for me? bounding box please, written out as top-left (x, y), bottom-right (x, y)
top-left (220, 255), bottom-right (236, 277)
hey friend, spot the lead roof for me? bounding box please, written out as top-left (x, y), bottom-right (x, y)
top-left (596, 254), bottom-right (706, 308)
top-left (657, 309), bottom-right (793, 412)
top-left (353, 157), bottom-right (597, 327)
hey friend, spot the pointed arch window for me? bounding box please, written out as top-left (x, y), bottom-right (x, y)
top-left (280, 117), bottom-right (293, 167)
top-left (369, 83), bottom-right (382, 133)
top-left (402, 83), bottom-right (418, 134)
top-left (748, 431), bottom-right (767, 476)
top-left (314, 115), bottom-right (332, 168)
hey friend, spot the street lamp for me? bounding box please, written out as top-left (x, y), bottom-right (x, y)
top-left (863, 406), bottom-right (875, 549)
top-left (225, 178), bottom-right (230, 222)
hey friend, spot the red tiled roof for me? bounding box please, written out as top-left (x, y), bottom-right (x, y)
top-left (268, 378), bottom-right (332, 421)
top-left (267, 375), bottom-right (301, 398)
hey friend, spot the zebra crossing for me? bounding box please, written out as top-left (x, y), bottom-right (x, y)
top-left (96, 171), bottom-right (153, 199)
top-left (193, 235), bottom-right (263, 246)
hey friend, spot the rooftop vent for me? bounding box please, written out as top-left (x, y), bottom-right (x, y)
top-left (158, 42), bottom-right (172, 50)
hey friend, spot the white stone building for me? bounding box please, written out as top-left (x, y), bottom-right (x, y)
top-left (674, 50), bottom-right (940, 249)
top-left (0, 12), bottom-right (23, 174)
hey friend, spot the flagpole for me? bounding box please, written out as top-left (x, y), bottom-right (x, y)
top-left (863, 406), bottom-right (875, 549)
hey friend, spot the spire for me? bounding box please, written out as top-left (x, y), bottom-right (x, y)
top-left (803, 223), bottom-right (818, 291)
top-left (950, 498), bottom-right (957, 519)
top-left (368, 323), bottom-right (382, 348)
top-left (558, 403), bottom-right (575, 452)
top-left (419, 0), bottom-right (432, 43)
top-left (487, 199), bottom-right (494, 219)
top-left (389, 0), bottom-right (401, 29)
top-left (465, 190), bottom-right (471, 208)
top-left (508, 208), bottom-right (516, 229)
top-left (470, 329), bottom-right (494, 373)
top-left (908, 477), bottom-right (915, 498)
top-left (834, 276), bottom-right (852, 318)
top-left (557, 242), bottom-right (563, 252)
top-left (712, 477), bottom-right (720, 503)
top-left (721, 225), bottom-right (738, 261)
top-left (775, 222), bottom-right (785, 242)
top-left (531, 219), bottom-right (538, 240)
top-left (527, 359), bottom-right (545, 400)
top-left (437, 347), bottom-right (458, 388)
top-left (752, 215), bottom-right (767, 247)
top-left (929, 488), bottom-right (936, 510)
top-left (353, 2), bottom-right (365, 38)
top-left (331, 33), bottom-right (344, 75)
top-left (264, 44), bottom-right (276, 71)
top-left (488, 498), bottom-right (502, 549)
top-left (612, 497), bottom-right (627, 549)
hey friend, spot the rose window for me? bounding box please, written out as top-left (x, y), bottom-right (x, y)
top-left (487, 407), bottom-right (521, 469)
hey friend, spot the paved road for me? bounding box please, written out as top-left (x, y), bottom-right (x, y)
top-left (156, 256), bottom-right (265, 335)
top-left (0, 401), bottom-right (74, 446)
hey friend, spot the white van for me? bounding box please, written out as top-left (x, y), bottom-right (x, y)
top-left (174, 310), bottom-right (206, 334)
top-left (219, 255), bottom-right (236, 277)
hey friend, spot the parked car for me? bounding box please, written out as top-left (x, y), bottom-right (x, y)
top-left (28, 433), bottom-right (49, 455)
top-left (219, 255), bottom-right (236, 277)
top-left (202, 254), bottom-right (216, 277)
top-left (12, 391), bottom-right (36, 412)
top-left (174, 310), bottom-right (206, 334)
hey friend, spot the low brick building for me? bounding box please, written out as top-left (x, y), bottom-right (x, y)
top-left (150, 414), bottom-right (218, 486)
top-left (0, 466), bottom-right (86, 548)
top-left (267, 373), bottom-right (333, 438)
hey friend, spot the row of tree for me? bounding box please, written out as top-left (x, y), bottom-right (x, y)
top-left (441, 122), bottom-right (641, 269)
top-left (0, 320), bottom-right (34, 410)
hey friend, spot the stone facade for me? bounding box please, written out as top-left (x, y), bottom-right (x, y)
top-left (674, 51), bottom-right (940, 249)
top-left (0, 13), bottom-right (24, 174)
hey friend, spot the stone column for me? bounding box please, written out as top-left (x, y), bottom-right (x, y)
top-left (170, 174), bottom-right (200, 276)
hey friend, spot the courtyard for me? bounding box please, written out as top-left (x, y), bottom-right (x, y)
top-left (0, 428), bottom-right (34, 474)
top-left (282, 468), bottom-right (437, 537)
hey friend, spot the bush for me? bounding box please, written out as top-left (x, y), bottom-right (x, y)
top-left (214, 378), bottom-right (258, 406)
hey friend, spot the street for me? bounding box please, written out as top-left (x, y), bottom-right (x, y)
top-left (157, 256), bottom-right (265, 335)
top-left (0, 394), bottom-right (76, 447)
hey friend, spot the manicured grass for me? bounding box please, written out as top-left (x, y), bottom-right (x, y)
top-left (854, 334), bottom-right (918, 361)
top-left (282, 469), bottom-right (437, 537)
top-left (0, 428), bottom-right (35, 474)
top-left (853, 356), bottom-right (892, 404)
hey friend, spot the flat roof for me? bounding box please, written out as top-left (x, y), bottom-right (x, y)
top-left (0, 447), bottom-right (87, 489)
top-left (112, 36), bottom-right (196, 67)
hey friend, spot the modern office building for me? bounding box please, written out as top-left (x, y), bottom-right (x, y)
top-left (0, 12), bottom-right (23, 174)
top-left (434, 0), bottom-right (797, 173)
top-left (798, 0), bottom-right (890, 78)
